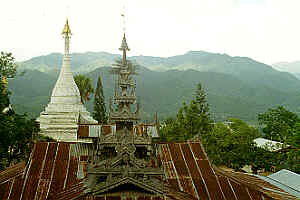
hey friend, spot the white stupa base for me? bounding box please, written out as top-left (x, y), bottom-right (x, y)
top-left (37, 103), bottom-right (97, 142)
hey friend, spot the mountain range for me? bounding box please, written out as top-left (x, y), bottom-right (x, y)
top-left (8, 51), bottom-right (300, 123)
top-left (272, 61), bottom-right (300, 79)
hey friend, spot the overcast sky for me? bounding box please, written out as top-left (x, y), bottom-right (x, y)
top-left (1, 0), bottom-right (300, 64)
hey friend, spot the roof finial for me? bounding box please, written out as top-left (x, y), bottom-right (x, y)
top-left (119, 8), bottom-right (130, 65)
top-left (62, 18), bottom-right (71, 56)
top-left (62, 18), bottom-right (72, 36)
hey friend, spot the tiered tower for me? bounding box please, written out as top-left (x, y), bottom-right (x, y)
top-left (85, 34), bottom-right (164, 197)
top-left (37, 19), bottom-right (97, 142)
top-left (109, 33), bottom-right (140, 128)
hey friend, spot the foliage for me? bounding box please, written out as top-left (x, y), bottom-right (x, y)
top-left (160, 83), bottom-right (213, 141)
top-left (74, 74), bottom-right (94, 104)
top-left (0, 81), bottom-right (10, 113)
top-left (202, 118), bottom-right (260, 170)
top-left (254, 107), bottom-right (300, 173)
top-left (0, 53), bottom-right (39, 169)
top-left (92, 76), bottom-right (107, 123)
top-left (258, 106), bottom-right (300, 142)
top-left (0, 111), bottom-right (39, 169)
top-left (0, 52), bottom-right (17, 79)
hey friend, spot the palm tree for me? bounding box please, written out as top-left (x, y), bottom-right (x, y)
top-left (74, 74), bottom-right (94, 104)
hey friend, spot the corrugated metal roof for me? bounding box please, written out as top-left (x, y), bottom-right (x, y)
top-left (268, 170), bottom-right (300, 191)
top-left (253, 138), bottom-right (289, 152)
top-left (0, 141), bottom-right (296, 200)
top-left (262, 169), bottom-right (300, 198)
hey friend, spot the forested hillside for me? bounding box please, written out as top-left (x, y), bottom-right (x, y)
top-left (9, 51), bottom-right (300, 122)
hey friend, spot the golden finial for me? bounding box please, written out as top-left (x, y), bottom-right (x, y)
top-left (62, 18), bottom-right (72, 36)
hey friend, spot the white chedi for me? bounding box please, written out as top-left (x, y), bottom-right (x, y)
top-left (37, 19), bottom-right (97, 142)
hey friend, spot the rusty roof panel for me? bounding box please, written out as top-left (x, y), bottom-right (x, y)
top-left (167, 143), bottom-right (189, 177)
top-left (218, 176), bottom-right (237, 200)
top-left (167, 143), bottom-right (181, 161)
top-left (196, 160), bottom-right (214, 178)
top-left (0, 162), bottom-right (25, 183)
top-left (189, 142), bottom-right (207, 160)
top-left (41, 142), bottom-right (58, 179)
top-left (163, 162), bottom-right (177, 179)
top-left (49, 143), bottom-right (70, 194)
top-left (48, 180), bottom-right (85, 200)
top-left (167, 179), bottom-right (180, 191)
top-left (66, 156), bottom-right (80, 187)
top-left (230, 180), bottom-right (252, 200)
top-left (196, 160), bottom-right (225, 199)
top-left (35, 179), bottom-right (51, 200)
top-left (0, 141), bottom-right (295, 200)
top-left (0, 180), bottom-right (11, 199)
top-left (179, 143), bottom-right (210, 199)
top-left (22, 142), bottom-right (48, 200)
top-left (78, 125), bottom-right (89, 138)
top-left (248, 188), bottom-right (263, 200)
top-left (9, 174), bottom-right (24, 200)
top-left (160, 144), bottom-right (171, 162)
top-left (179, 178), bottom-right (197, 198)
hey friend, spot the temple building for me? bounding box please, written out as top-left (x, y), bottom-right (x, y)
top-left (36, 19), bottom-right (97, 142)
top-left (0, 21), bottom-right (297, 200)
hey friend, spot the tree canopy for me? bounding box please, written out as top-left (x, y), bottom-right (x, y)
top-left (258, 106), bottom-right (300, 173)
top-left (0, 52), bottom-right (17, 79)
top-left (0, 52), bottom-right (39, 169)
top-left (160, 83), bottom-right (213, 141)
top-left (258, 106), bottom-right (300, 142)
top-left (202, 118), bottom-right (260, 170)
top-left (74, 74), bottom-right (94, 104)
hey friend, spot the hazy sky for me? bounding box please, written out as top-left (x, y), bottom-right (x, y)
top-left (1, 0), bottom-right (300, 64)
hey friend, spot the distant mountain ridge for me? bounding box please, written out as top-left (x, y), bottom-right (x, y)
top-left (10, 51), bottom-right (300, 122)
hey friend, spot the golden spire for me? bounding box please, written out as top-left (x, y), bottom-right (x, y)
top-left (62, 18), bottom-right (72, 36)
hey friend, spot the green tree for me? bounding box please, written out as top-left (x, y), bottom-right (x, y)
top-left (0, 52), bottom-right (39, 169)
top-left (74, 74), bottom-right (94, 104)
top-left (258, 106), bottom-right (300, 142)
top-left (92, 76), bottom-right (107, 123)
top-left (203, 118), bottom-right (260, 170)
top-left (0, 80), bottom-right (10, 113)
top-left (160, 83), bottom-right (213, 141)
top-left (0, 52), bottom-right (17, 79)
top-left (257, 107), bottom-right (300, 173)
top-left (0, 112), bottom-right (39, 169)
top-left (0, 52), bottom-right (16, 112)
top-left (284, 123), bottom-right (300, 173)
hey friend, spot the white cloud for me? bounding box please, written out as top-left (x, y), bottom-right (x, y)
top-left (1, 0), bottom-right (300, 64)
